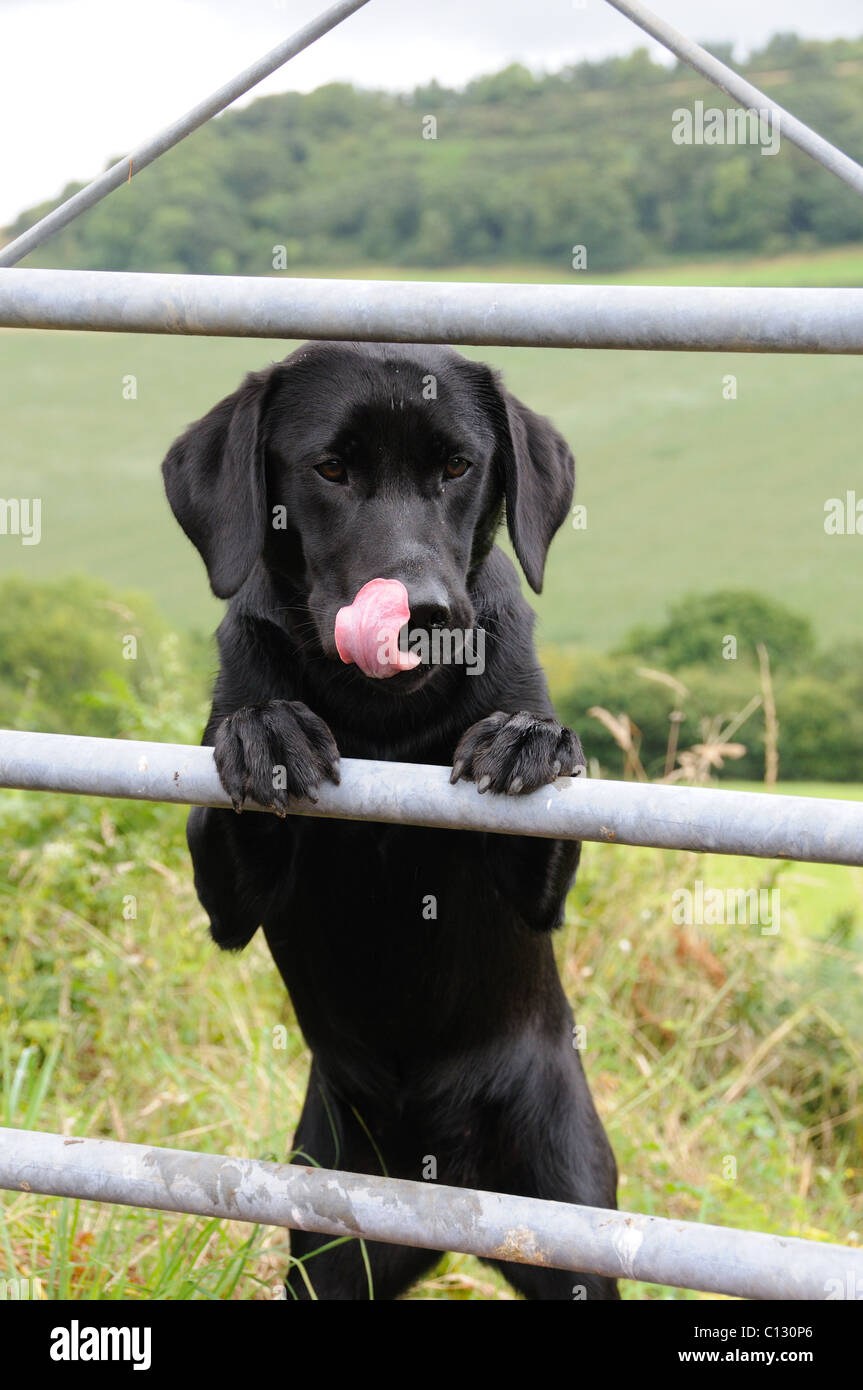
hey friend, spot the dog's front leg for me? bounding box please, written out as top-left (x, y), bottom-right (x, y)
top-left (450, 709), bottom-right (584, 931)
top-left (188, 698), bottom-right (341, 950)
top-left (187, 805), bottom-right (293, 950)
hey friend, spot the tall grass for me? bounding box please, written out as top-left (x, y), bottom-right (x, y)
top-left (2, 802), bottom-right (859, 1297)
top-left (0, 642), bottom-right (860, 1299)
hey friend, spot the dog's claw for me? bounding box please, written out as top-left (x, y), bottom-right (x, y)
top-left (213, 700), bottom-right (340, 817)
top-left (451, 713), bottom-right (585, 799)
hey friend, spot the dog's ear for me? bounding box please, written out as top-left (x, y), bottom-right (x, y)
top-left (162, 366), bottom-right (276, 599)
top-left (492, 383), bottom-right (575, 594)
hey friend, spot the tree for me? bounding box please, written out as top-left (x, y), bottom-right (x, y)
top-left (619, 590), bottom-right (815, 671)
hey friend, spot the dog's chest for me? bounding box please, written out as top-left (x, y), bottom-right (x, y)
top-left (286, 819), bottom-right (489, 928)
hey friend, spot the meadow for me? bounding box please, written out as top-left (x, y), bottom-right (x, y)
top-left (2, 245), bottom-right (863, 650)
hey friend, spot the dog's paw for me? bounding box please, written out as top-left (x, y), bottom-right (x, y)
top-left (214, 700), bottom-right (340, 814)
top-left (450, 711), bottom-right (585, 795)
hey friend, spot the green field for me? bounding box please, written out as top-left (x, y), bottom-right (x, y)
top-left (2, 244), bottom-right (862, 651)
top-left (260, 243), bottom-right (863, 287)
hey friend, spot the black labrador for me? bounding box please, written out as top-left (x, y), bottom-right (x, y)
top-left (162, 341), bottom-right (618, 1300)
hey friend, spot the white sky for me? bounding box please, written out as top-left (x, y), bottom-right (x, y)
top-left (1, 0), bottom-right (862, 226)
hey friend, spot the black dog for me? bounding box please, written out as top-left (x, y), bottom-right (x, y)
top-left (162, 341), bottom-right (618, 1300)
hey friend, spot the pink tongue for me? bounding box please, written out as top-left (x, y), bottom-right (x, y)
top-left (334, 578), bottom-right (421, 679)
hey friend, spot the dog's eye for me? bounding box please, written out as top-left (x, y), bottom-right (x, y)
top-left (316, 460), bottom-right (347, 483)
top-left (445, 457), bottom-right (472, 479)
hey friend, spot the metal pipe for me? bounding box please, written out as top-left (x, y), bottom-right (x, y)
top-left (2, 269), bottom-right (863, 352)
top-left (0, 1128), bottom-right (858, 1298)
top-left (1, 730), bottom-right (862, 865)
top-left (0, 0), bottom-right (372, 269)
top-left (605, 0), bottom-right (863, 198)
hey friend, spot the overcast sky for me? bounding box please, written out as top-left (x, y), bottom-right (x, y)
top-left (1, 0), bottom-right (862, 226)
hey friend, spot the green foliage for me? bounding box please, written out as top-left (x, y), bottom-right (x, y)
top-left (7, 36), bottom-right (863, 274)
top-left (551, 590), bottom-right (863, 783)
top-left (770, 673), bottom-right (863, 781)
top-left (0, 576), bottom-right (209, 738)
top-left (618, 589), bottom-right (815, 670)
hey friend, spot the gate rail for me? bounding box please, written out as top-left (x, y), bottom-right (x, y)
top-left (2, 1128), bottom-right (859, 1301)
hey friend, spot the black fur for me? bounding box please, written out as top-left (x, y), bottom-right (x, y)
top-left (163, 341), bottom-right (619, 1300)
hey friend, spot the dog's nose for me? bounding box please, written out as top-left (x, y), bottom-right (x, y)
top-left (407, 583), bottom-right (451, 630)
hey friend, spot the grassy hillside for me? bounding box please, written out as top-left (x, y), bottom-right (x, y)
top-left (6, 33), bottom-right (863, 275)
top-left (2, 246), bottom-right (861, 650)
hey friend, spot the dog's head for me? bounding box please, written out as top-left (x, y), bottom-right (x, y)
top-left (162, 342), bottom-right (573, 687)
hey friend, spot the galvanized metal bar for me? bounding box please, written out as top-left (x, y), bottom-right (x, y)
top-left (605, 0), bottom-right (863, 197)
top-left (0, 0), bottom-right (372, 269)
top-left (1, 730), bottom-right (862, 865)
top-left (2, 268), bottom-right (863, 352)
top-left (1, 1128), bottom-right (858, 1298)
